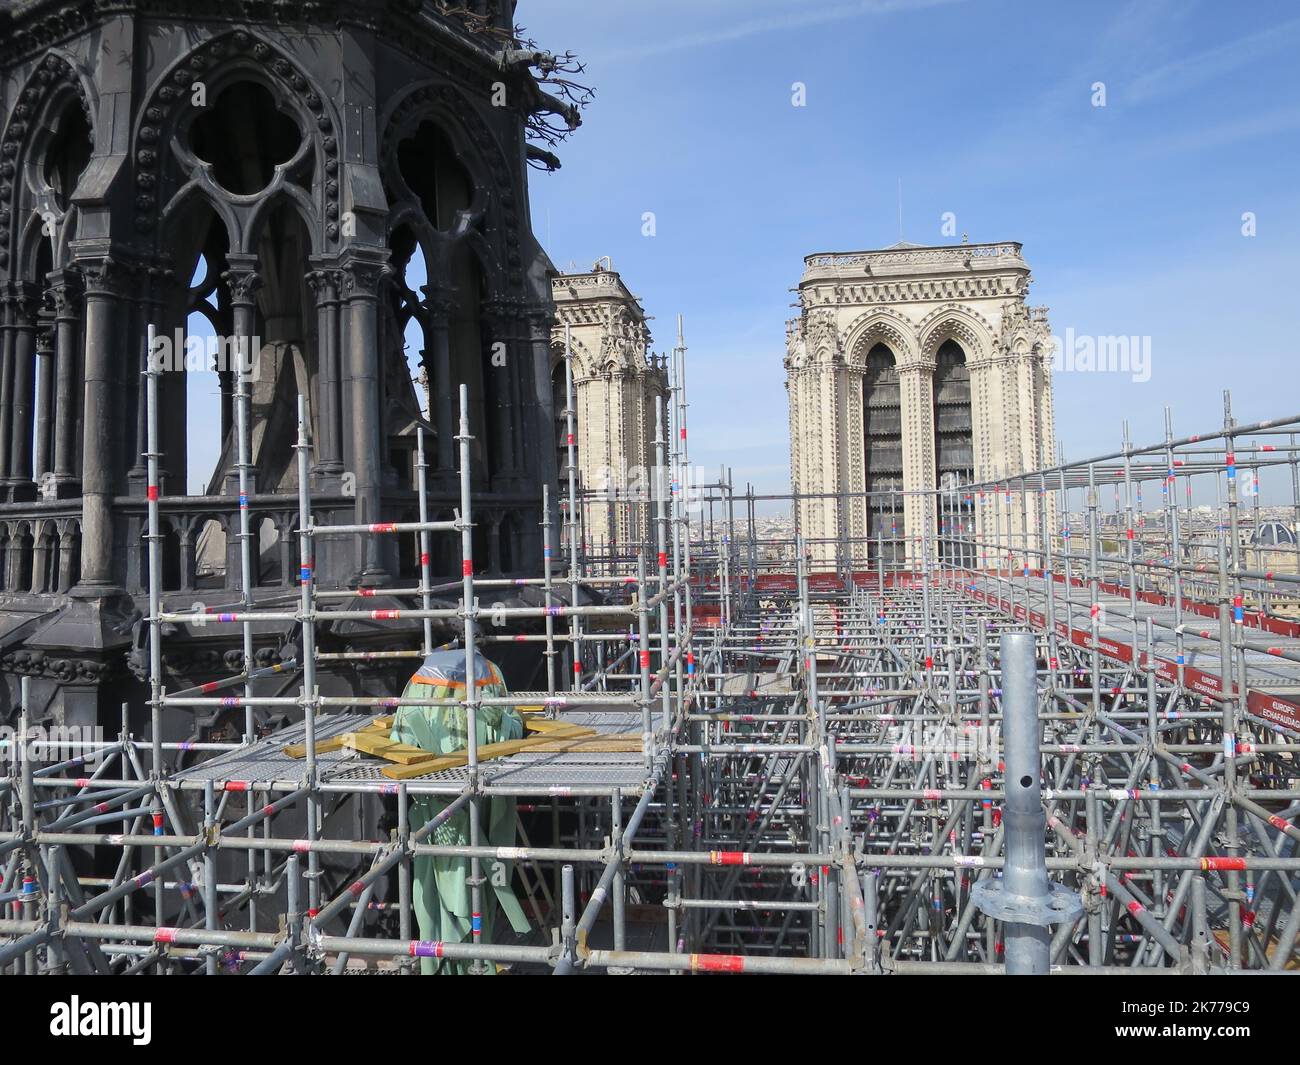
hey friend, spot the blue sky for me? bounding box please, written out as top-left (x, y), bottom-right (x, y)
top-left (521, 0), bottom-right (1300, 505)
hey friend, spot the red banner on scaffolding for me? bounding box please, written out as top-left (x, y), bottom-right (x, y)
top-left (959, 582), bottom-right (1300, 736)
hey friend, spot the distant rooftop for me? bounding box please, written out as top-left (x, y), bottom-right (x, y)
top-left (800, 241), bottom-right (1029, 284)
top-left (552, 262), bottom-right (640, 306)
top-left (1252, 520), bottom-right (1298, 547)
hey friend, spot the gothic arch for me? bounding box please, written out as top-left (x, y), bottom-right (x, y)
top-left (32, 517), bottom-right (58, 593)
top-left (380, 80), bottom-right (520, 294)
top-left (843, 308), bottom-right (916, 368)
top-left (381, 100), bottom-right (490, 232)
top-left (916, 304), bottom-right (995, 364)
top-left (158, 180), bottom-right (240, 259)
top-left (130, 30), bottom-right (343, 252)
top-left (6, 519), bottom-right (35, 591)
top-left (0, 49), bottom-right (96, 275)
top-left (245, 185), bottom-right (321, 259)
top-left (15, 205), bottom-right (61, 280)
top-left (551, 334), bottom-right (594, 382)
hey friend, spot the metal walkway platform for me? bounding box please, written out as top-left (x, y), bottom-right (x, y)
top-left (963, 574), bottom-right (1300, 734)
top-left (171, 706), bottom-right (651, 794)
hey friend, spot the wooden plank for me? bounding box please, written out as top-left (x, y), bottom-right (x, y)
top-left (523, 717), bottom-right (593, 735)
top-left (343, 731), bottom-right (438, 765)
top-left (380, 725), bottom-right (598, 780)
top-left (284, 734), bottom-right (347, 758)
top-left (284, 719), bottom-right (389, 760)
top-left (527, 734), bottom-right (642, 753)
top-left (343, 732), bottom-right (397, 756)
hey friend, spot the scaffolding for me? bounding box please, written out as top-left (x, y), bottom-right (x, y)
top-left (2, 320), bottom-right (1299, 972)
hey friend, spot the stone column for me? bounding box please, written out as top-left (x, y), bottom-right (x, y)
top-left (1037, 348), bottom-right (1058, 542)
top-left (33, 306), bottom-right (55, 487)
top-left (341, 251), bottom-right (392, 586)
top-left (0, 287), bottom-right (15, 490)
top-left (179, 523), bottom-right (195, 593)
top-left (57, 519), bottom-right (76, 593)
top-left (218, 367), bottom-right (234, 451)
top-left (49, 269), bottom-right (82, 495)
top-left (966, 354), bottom-right (996, 567)
top-left (306, 264), bottom-right (344, 481)
top-left (30, 527), bottom-right (48, 593)
top-left (0, 526), bottom-right (12, 590)
top-left (6, 282), bottom-right (41, 499)
top-left (831, 360), bottom-right (853, 569)
top-left (991, 353), bottom-right (1023, 564)
top-left (278, 519), bottom-right (293, 588)
top-left (128, 267), bottom-right (169, 493)
top-left (898, 361), bottom-right (936, 569)
top-left (787, 360), bottom-right (804, 544)
top-left (843, 362), bottom-right (867, 566)
top-left (422, 284), bottom-right (455, 474)
top-left (809, 357), bottom-right (838, 566)
top-left (126, 289), bottom-right (148, 491)
top-left (73, 257), bottom-right (128, 595)
top-left (803, 355), bottom-right (840, 567)
top-left (221, 256), bottom-right (262, 494)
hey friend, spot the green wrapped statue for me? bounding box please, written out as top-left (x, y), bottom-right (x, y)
top-left (389, 647), bottom-right (531, 974)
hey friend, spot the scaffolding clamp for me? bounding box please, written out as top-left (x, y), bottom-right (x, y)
top-left (304, 919), bottom-right (325, 961)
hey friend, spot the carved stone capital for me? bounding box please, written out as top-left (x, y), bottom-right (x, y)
top-left (46, 267), bottom-right (84, 317)
top-left (421, 284), bottom-right (456, 318)
top-left (77, 256), bottom-right (136, 300)
top-left (222, 265), bottom-right (263, 304)
top-left (1, 279), bottom-right (42, 319)
top-left (338, 256), bottom-right (393, 297)
top-left (305, 268), bottom-right (341, 301)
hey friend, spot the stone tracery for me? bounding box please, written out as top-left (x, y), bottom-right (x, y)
top-left (0, 2), bottom-right (569, 725)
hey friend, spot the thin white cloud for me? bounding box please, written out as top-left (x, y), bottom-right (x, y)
top-left (1133, 102), bottom-right (1300, 159)
top-left (597, 0), bottom-right (966, 62)
top-left (1127, 16), bottom-right (1300, 104)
